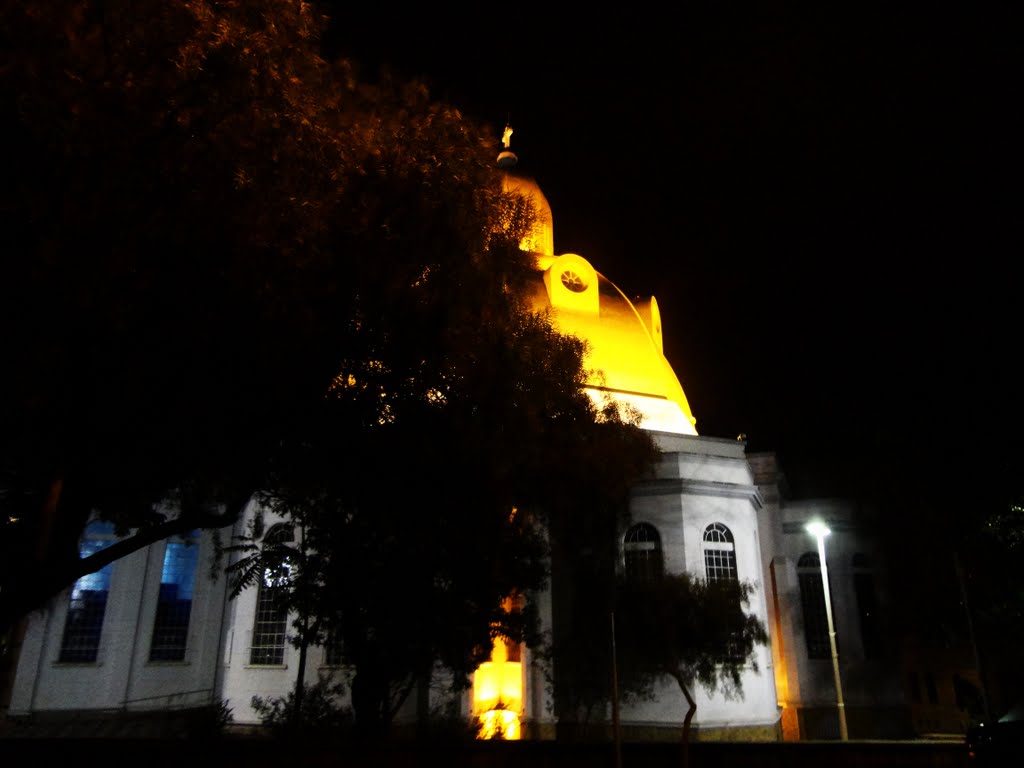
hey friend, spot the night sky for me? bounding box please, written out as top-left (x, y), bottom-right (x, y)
top-left (324, 7), bottom-right (1022, 508)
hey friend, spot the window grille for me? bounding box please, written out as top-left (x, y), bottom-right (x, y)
top-left (149, 533), bottom-right (199, 661)
top-left (703, 523), bottom-right (744, 661)
top-left (249, 524), bottom-right (293, 665)
top-left (702, 523), bottom-right (737, 582)
top-left (623, 523), bottom-right (663, 582)
top-left (59, 521), bottom-right (116, 663)
top-left (797, 552), bottom-right (833, 659)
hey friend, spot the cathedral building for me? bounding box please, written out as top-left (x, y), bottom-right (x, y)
top-left (4, 134), bottom-right (911, 741)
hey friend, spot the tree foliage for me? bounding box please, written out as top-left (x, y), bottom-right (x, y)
top-left (0, 0), bottom-right (661, 739)
top-left (254, 334), bottom-right (656, 731)
top-left (251, 673), bottom-right (352, 739)
top-left (0, 0), bottom-right (352, 633)
top-left (614, 573), bottom-right (767, 749)
top-left (963, 499), bottom-right (1024, 718)
top-left (540, 406), bottom-right (659, 731)
top-left (0, 0), bottom-right (544, 624)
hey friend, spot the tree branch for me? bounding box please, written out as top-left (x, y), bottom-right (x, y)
top-left (0, 494), bottom-right (249, 635)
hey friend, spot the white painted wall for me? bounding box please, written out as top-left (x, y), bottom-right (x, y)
top-left (619, 437), bottom-right (781, 733)
top-left (9, 528), bottom-right (228, 715)
top-left (10, 437), bottom-right (785, 737)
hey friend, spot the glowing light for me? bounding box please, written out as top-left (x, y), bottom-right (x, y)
top-left (501, 175), bottom-right (554, 257)
top-left (533, 253), bottom-right (698, 435)
top-left (473, 655), bottom-right (521, 704)
top-left (472, 599), bottom-right (524, 740)
top-left (478, 708), bottom-right (520, 740)
top-left (472, 651), bottom-right (523, 740)
top-left (805, 518), bottom-right (847, 740)
top-left (500, 153), bottom-right (697, 434)
top-left (805, 520), bottom-right (831, 539)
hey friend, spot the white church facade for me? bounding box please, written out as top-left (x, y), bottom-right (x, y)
top-left (3, 140), bottom-right (910, 741)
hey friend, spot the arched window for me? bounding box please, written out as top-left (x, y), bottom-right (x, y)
top-left (623, 523), bottom-right (663, 582)
top-left (797, 552), bottom-right (832, 659)
top-left (853, 553), bottom-right (881, 659)
top-left (703, 523), bottom-right (737, 582)
top-left (250, 523), bottom-right (294, 666)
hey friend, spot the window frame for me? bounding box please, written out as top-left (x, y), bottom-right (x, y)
top-left (702, 522), bottom-right (738, 583)
top-left (797, 551), bottom-right (834, 660)
top-left (248, 523), bottom-right (294, 667)
top-left (852, 552), bottom-right (882, 660)
top-left (58, 520), bottom-right (117, 664)
top-left (148, 531), bottom-right (200, 663)
top-left (623, 522), bottom-right (663, 582)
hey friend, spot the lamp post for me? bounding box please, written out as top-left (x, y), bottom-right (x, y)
top-left (806, 519), bottom-right (848, 741)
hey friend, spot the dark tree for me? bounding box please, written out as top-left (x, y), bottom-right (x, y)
top-left (540, 405), bottom-right (660, 734)
top-left (958, 498), bottom-right (1024, 721)
top-left (257, 279), bottom-right (658, 733)
top-left (614, 573), bottom-right (767, 761)
top-left (0, 0), bottom-right (352, 634)
top-left (0, 1), bottom-right (661, 740)
top-left (223, 512), bottom-right (330, 726)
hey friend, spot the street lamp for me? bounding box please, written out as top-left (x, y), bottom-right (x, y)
top-left (806, 519), bottom-right (849, 741)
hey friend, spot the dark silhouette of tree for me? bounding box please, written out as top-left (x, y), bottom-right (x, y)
top-left (223, 514), bottom-right (330, 725)
top-left (539, 407), bottom-right (658, 736)
top-left (0, 1), bottom-right (660, 740)
top-left (0, 0), bottom-right (543, 628)
top-left (614, 573), bottom-right (767, 764)
top-left (256, 321), bottom-right (657, 733)
top-left (0, 0), bottom-right (353, 634)
top-left (957, 498), bottom-right (1024, 721)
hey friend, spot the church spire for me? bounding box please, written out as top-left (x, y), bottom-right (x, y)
top-left (497, 123), bottom-right (518, 169)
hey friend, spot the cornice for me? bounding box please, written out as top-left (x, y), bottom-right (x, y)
top-left (632, 478), bottom-right (764, 510)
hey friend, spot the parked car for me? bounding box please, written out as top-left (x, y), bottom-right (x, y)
top-left (967, 704), bottom-right (1024, 766)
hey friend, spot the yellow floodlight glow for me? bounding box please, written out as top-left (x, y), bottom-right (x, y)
top-left (472, 644), bottom-right (522, 737)
top-left (472, 606), bottom-right (523, 740)
top-left (525, 252), bottom-right (699, 435)
top-left (472, 661), bottom-right (500, 706)
top-left (473, 660), bottom-right (521, 707)
top-left (478, 708), bottom-right (520, 740)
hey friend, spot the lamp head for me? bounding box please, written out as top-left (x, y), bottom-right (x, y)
top-left (806, 520), bottom-right (831, 539)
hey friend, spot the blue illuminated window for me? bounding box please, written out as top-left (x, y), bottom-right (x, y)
top-left (149, 532), bottom-right (199, 661)
top-left (59, 520), bottom-right (116, 663)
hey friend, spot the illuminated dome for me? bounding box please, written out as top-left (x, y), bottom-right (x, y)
top-left (503, 174), bottom-right (554, 257)
top-left (524, 254), bottom-right (698, 434)
top-left (499, 133), bottom-right (698, 435)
